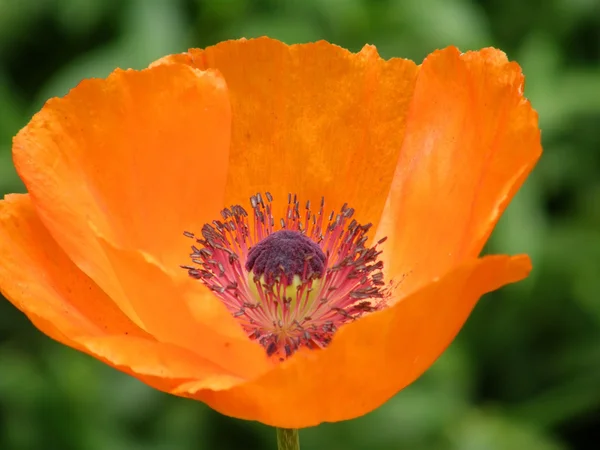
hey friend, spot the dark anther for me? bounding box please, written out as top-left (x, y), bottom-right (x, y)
top-left (266, 341), bottom-right (278, 357)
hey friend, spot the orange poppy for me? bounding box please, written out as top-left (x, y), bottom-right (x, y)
top-left (0, 38), bottom-right (541, 428)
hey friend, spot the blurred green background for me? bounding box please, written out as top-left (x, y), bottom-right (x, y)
top-left (1, 0), bottom-right (599, 449)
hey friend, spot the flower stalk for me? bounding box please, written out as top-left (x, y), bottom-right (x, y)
top-left (276, 428), bottom-right (300, 450)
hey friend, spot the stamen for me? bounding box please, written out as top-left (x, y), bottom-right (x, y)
top-left (182, 193), bottom-right (392, 361)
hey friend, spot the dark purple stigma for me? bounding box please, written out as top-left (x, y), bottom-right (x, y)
top-left (245, 230), bottom-right (326, 284)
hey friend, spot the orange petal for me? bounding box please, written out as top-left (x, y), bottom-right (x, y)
top-left (13, 63), bottom-right (231, 327)
top-left (0, 194), bottom-right (147, 342)
top-left (11, 63), bottom-right (251, 367)
top-left (91, 237), bottom-right (271, 378)
top-left (375, 47), bottom-right (542, 294)
top-left (154, 38), bottom-right (419, 227)
top-left (172, 254), bottom-right (531, 428)
top-left (77, 336), bottom-right (243, 392)
top-left (0, 194), bottom-right (242, 391)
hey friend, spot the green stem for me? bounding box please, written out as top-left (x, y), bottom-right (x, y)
top-left (276, 428), bottom-right (300, 450)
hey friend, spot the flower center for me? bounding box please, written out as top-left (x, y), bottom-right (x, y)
top-left (182, 192), bottom-right (390, 361)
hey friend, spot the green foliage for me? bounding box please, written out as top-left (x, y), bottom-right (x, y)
top-left (1, 0), bottom-right (599, 449)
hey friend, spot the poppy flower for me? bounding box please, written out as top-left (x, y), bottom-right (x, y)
top-left (0, 37), bottom-right (541, 428)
